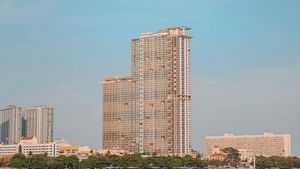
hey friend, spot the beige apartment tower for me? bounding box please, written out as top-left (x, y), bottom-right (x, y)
top-left (102, 76), bottom-right (139, 152)
top-left (205, 132), bottom-right (291, 157)
top-left (101, 26), bottom-right (192, 156)
top-left (22, 106), bottom-right (54, 143)
top-left (0, 105), bottom-right (21, 144)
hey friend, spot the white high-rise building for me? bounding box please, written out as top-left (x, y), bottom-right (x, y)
top-left (0, 105), bottom-right (21, 144)
top-left (22, 106), bottom-right (54, 143)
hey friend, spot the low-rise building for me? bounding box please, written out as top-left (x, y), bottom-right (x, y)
top-left (205, 132), bottom-right (291, 157)
top-left (59, 145), bottom-right (92, 159)
top-left (98, 148), bottom-right (131, 156)
top-left (238, 149), bottom-right (254, 161)
top-left (0, 136), bottom-right (59, 157)
top-left (206, 146), bottom-right (225, 161)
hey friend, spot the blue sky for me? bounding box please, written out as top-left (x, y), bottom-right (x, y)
top-left (0, 0), bottom-right (299, 155)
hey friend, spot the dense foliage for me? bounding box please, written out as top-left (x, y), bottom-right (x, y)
top-left (222, 147), bottom-right (241, 168)
top-left (1, 153), bottom-right (207, 169)
top-left (208, 154), bottom-right (300, 169)
top-left (256, 156), bottom-right (300, 169)
top-left (1, 152), bottom-right (300, 169)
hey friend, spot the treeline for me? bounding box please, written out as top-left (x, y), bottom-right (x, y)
top-left (208, 155), bottom-right (300, 169)
top-left (1, 152), bottom-right (300, 169)
top-left (256, 156), bottom-right (300, 169)
top-left (0, 153), bottom-right (207, 169)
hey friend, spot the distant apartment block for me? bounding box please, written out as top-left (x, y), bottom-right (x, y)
top-left (101, 26), bottom-right (192, 156)
top-left (22, 106), bottom-right (54, 143)
top-left (205, 132), bottom-right (291, 157)
top-left (0, 105), bottom-right (21, 144)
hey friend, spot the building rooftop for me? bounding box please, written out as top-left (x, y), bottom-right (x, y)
top-left (138, 26), bottom-right (192, 38)
top-left (21, 136), bottom-right (34, 140)
top-left (163, 26), bottom-right (191, 31)
top-left (206, 132), bottom-right (291, 139)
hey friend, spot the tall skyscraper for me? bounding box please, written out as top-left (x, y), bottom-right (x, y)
top-left (22, 106), bottom-right (54, 143)
top-left (101, 26), bottom-right (192, 156)
top-left (0, 105), bottom-right (21, 144)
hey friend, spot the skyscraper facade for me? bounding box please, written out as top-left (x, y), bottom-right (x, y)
top-left (22, 106), bottom-right (54, 143)
top-left (102, 76), bottom-right (139, 152)
top-left (102, 26), bottom-right (192, 156)
top-left (0, 105), bottom-right (21, 144)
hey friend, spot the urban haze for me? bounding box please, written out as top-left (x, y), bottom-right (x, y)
top-left (0, 0), bottom-right (299, 156)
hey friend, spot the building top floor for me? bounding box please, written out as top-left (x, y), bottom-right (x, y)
top-left (206, 132), bottom-right (291, 139)
top-left (133, 26), bottom-right (192, 39)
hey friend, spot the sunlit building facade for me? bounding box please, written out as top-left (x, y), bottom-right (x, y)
top-left (102, 76), bottom-right (138, 152)
top-left (101, 26), bottom-right (192, 156)
top-left (205, 132), bottom-right (291, 157)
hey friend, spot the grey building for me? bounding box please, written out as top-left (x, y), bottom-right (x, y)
top-left (0, 105), bottom-right (22, 144)
top-left (22, 106), bottom-right (54, 143)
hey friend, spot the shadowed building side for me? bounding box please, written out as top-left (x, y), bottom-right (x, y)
top-left (22, 106), bottom-right (54, 144)
top-left (0, 105), bottom-right (21, 144)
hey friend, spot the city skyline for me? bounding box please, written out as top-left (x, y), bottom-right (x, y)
top-left (0, 105), bottom-right (54, 144)
top-left (0, 0), bottom-right (299, 155)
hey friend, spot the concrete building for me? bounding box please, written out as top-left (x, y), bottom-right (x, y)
top-left (101, 26), bottom-right (192, 156)
top-left (238, 149), bottom-right (255, 161)
top-left (0, 105), bottom-right (21, 144)
top-left (206, 146), bottom-right (225, 161)
top-left (205, 132), bottom-right (291, 157)
top-left (59, 145), bottom-right (92, 159)
top-left (102, 76), bottom-right (138, 152)
top-left (0, 136), bottom-right (59, 157)
top-left (98, 149), bottom-right (131, 156)
top-left (22, 106), bottom-right (54, 143)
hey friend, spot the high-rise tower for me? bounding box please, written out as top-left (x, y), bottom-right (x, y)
top-left (0, 105), bottom-right (22, 144)
top-left (102, 26), bottom-right (192, 156)
top-left (22, 106), bottom-right (54, 143)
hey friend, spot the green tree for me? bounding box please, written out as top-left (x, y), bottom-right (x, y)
top-left (94, 153), bottom-right (111, 168)
top-left (208, 159), bottom-right (224, 167)
top-left (183, 155), bottom-right (195, 167)
top-left (222, 147), bottom-right (241, 168)
top-left (80, 156), bottom-right (96, 168)
top-left (8, 153), bottom-right (27, 168)
top-left (169, 156), bottom-right (183, 168)
top-left (30, 154), bottom-right (48, 169)
top-left (53, 155), bottom-right (80, 169)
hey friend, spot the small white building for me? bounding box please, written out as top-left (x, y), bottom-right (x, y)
top-left (0, 136), bottom-right (60, 157)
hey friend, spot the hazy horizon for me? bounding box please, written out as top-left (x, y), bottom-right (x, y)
top-left (0, 0), bottom-right (299, 155)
